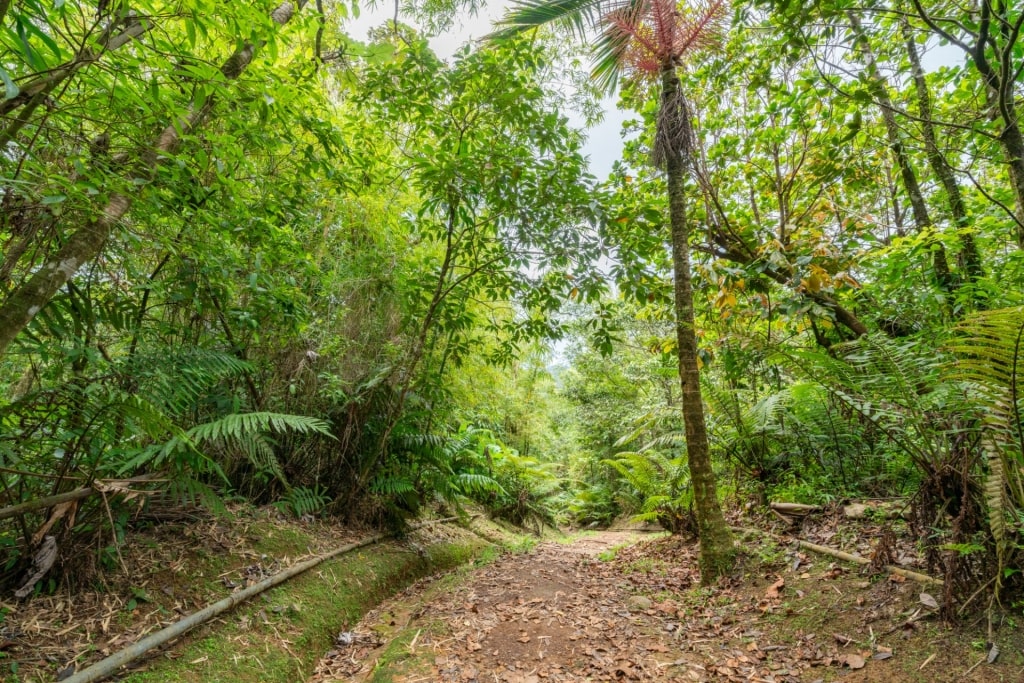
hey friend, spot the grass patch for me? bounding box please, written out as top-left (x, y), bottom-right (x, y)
top-left (597, 542), bottom-right (633, 562)
top-left (121, 525), bottom-right (504, 683)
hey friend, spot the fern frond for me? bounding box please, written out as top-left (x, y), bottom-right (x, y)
top-left (167, 477), bottom-right (225, 513)
top-left (235, 432), bottom-right (288, 485)
top-left (454, 472), bottom-right (505, 495)
top-left (948, 307), bottom-right (1024, 455)
top-left (981, 429), bottom-right (1012, 598)
top-left (188, 412), bottom-right (332, 443)
top-left (274, 486), bottom-right (331, 517)
top-left (127, 349), bottom-right (254, 417)
top-left (773, 334), bottom-right (954, 469)
top-left (371, 474), bottom-right (416, 496)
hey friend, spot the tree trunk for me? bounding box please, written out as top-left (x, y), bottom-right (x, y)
top-left (1001, 124), bottom-right (1024, 246)
top-left (662, 66), bottom-right (735, 583)
top-left (900, 15), bottom-right (983, 282)
top-left (0, 1), bottom-right (305, 358)
top-left (909, 0), bottom-right (1024, 246)
top-left (849, 13), bottom-right (954, 294)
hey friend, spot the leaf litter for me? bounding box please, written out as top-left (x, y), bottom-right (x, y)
top-left (311, 529), bottom-right (1024, 683)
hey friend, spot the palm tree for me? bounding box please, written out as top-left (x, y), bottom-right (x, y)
top-left (492, 0), bottom-right (736, 580)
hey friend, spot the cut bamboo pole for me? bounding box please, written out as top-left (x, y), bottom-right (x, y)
top-left (735, 527), bottom-right (942, 586)
top-left (61, 515), bottom-right (475, 683)
top-left (0, 488), bottom-right (95, 521)
top-left (769, 502), bottom-right (822, 514)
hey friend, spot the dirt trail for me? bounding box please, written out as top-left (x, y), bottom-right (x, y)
top-left (309, 529), bottom-right (1024, 683)
top-left (309, 531), bottom-right (694, 682)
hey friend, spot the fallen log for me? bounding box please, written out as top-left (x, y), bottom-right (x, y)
top-left (734, 527), bottom-right (942, 586)
top-left (60, 514), bottom-right (476, 683)
top-left (769, 502), bottom-right (822, 514)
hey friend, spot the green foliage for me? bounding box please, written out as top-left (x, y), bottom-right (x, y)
top-left (3, 0), bottom-right (1024, 614)
top-left (365, 423), bottom-right (563, 535)
top-left (0, 0), bottom-right (609, 588)
top-left (273, 486), bottom-right (332, 518)
top-left (773, 334), bottom-right (961, 474)
top-left (948, 307), bottom-right (1024, 594)
top-left (564, 483), bottom-right (618, 527)
top-left (485, 449), bottom-right (562, 534)
top-left (604, 450), bottom-right (695, 535)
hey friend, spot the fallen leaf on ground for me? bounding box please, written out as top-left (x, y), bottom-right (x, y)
top-left (765, 578), bottom-right (785, 599)
top-left (844, 653), bottom-right (866, 669)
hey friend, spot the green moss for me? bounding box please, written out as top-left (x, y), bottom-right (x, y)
top-left (366, 621), bottom-right (445, 683)
top-left (250, 523), bottom-right (312, 557)
top-left (122, 536), bottom-right (495, 683)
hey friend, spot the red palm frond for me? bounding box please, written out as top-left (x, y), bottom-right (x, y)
top-left (651, 0), bottom-right (678, 56)
top-left (605, 0), bottom-right (661, 73)
top-left (602, 0), bottom-right (728, 75)
top-left (672, 0), bottom-right (728, 58)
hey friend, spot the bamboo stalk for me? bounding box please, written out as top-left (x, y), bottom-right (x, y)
top-left (60, 515), bottom-right (476, 683)
top-left (769, 502), bottom-right (822, 513)
top-left (734, 527), bottom-right (942, 586)
top-left (0, 475), bottom-right (159, 521)
top-left (0, 488), bottom-right (95, 521)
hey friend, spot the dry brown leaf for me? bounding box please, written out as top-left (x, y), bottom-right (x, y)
top-left (765, 577), bottom-right (785, 599)
top-left (845, 653), bottom-right (866, 669)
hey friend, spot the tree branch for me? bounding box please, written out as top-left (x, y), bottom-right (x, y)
top-left (0, 1), bottom-right (307, 358)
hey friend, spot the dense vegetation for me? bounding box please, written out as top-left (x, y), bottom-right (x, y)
top-left (2, 0), bottom-right (1023, 617)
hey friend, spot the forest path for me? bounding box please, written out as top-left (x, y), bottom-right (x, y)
top-left (308, 529), bottom-right (698, 682)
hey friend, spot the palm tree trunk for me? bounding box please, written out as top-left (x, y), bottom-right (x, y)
top-left (662, 65), bottom-right (735, 582)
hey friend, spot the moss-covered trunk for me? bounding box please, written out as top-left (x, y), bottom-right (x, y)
top-left (661, 65), bottom-right (736, 582)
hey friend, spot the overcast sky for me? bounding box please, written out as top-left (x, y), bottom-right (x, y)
top-left (343, 1), bottom-right (630, 179)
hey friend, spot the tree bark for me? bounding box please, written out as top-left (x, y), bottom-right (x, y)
top-left (849, 13), bottom-right (954, 294)
top-left (900, 15), bottom-right (983, 282)
top-left (909, 0), bottom-right (1024, 246)
top-left (0, 1), bottom-right (304, 358)
top-left (662, 66), bottom-right (735, 583)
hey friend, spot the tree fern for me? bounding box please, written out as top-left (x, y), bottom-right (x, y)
top-left (274, 485), bottom-right (331, 517)
top-left (948, 307), bottom-right (1024, 594)
top-left (703, 381), bottom-right (790, 479)
top-left (603, 450), bottom-right (692, 532)
top-left (772, 334), bottom-right (958, 471)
